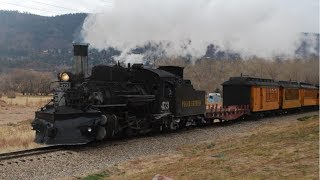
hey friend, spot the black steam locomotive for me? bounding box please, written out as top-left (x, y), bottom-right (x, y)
top-left (32, 44), bottom-right (205, 145)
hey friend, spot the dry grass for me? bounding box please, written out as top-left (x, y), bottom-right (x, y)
top-left (0, 119), bottom-right (41, 153)
top-left (0, 95), bottom-right (49, 153)
top-left (0, 95), bottom-right (51, 107)
top-left (85, 115), bottom-right (319, 180)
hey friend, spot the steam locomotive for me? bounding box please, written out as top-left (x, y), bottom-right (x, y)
top-left (32, 43), bottom-right (206, 145)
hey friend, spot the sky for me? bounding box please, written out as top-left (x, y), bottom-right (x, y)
top-left (0, 0), bottom-right (114, 16)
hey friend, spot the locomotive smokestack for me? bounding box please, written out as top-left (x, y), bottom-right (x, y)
top-left (73, 43), bottom-right (89, 78)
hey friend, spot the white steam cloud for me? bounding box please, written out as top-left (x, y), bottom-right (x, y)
top-left (81, 0), bottom-right (319, 63)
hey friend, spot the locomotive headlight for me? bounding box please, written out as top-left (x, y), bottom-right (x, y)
top-left (60, 72), bottom-right (70, 82)
top-left (87, 127), bottom-right (92, 132)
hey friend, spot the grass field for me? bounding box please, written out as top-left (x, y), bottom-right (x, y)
top-left (0, 119), bottom-right (41, 153)
top-left (0, 95), bottom-right (51, 107)
top-left (0, 95), bottom-right (49, 152)
top-left (83, 114), bottom-right (319, 180)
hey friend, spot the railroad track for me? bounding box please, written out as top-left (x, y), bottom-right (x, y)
top-left (0, 146), bottom-right (68, 162)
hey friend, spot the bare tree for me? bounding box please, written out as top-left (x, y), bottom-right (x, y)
top-left (1, 69), bottom-right (54, 95)
top-left (154, 56), bottom-right (319, 93)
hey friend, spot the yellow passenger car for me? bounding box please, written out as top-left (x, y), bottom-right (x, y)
top-left (222, 77), bottom-right (280, 112)
top-left (279, 81), bottom-right (301, 109)
top-left (316, 85), bottom-right (319, 106)
top-left (300, 83), bottom-right (318, 107)
top-left (250, 86), bottom-right (280, 112)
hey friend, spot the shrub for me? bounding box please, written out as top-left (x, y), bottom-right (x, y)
top-left (7, 91), bottom-right (16, 98)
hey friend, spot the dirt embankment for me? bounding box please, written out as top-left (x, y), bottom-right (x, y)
top-left (88, 114), bottom-right (319, 179)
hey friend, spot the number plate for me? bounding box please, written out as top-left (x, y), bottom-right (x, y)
top-left (161, 101), bottom-right (170, 110)
top-left (59, 82), bottom-right (71, 90)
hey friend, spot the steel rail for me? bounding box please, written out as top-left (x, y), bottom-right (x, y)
top-left (0, 146), bottom-right (65, 161)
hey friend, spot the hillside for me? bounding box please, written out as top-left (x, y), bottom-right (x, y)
top-left (0, 11), bottom-right (88, 72)
top-left (0, 11), bottom-right (86, 55)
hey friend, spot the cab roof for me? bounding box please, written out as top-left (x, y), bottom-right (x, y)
top-left (278, 81), bottom-right (300, 88)
top-left (299, 82), bottom-right (318, 89)
top-left (222, 77), bottom-right (279, 87)
top-left (145, 68), bottom-right (176, 78)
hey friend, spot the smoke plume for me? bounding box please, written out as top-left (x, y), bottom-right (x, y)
top-left (80, 0), bottom-right (319, 63)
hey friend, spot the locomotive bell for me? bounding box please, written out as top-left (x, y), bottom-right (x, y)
top-left (73, 43), bottom-right (89, 78)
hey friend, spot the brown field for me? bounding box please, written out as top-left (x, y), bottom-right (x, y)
top-left (0, 95), bottom-right (52, 107)
top-left (83, 115), bottom-right (319, 180)
top-left (0, 119), bottom-right (41, 153)
top-left (0, 95), bottom-right (51, 125)
top-left (0, 95), bottom-right (50, 152)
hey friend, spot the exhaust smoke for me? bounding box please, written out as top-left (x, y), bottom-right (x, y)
top-left (80, 0), bottom-right (319, 63)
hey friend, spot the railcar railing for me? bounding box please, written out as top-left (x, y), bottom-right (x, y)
top-left (206, 104), bottom-right (250, 121)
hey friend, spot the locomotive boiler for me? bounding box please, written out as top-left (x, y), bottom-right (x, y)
top-left (32, 43), bottom-right (206, 145)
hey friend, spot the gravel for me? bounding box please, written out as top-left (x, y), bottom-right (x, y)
top-left (0, 112), bottom-right (318, 180)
